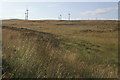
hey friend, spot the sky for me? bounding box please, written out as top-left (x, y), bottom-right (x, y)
top-left (0, 0), bottom-right (119, 2)
top-left (0, 2), bottom-right (119, 20)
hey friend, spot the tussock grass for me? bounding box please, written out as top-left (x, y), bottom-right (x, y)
top-left (2, 20), bottom-right (118, 78)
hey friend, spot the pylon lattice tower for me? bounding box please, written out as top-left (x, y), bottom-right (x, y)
top-left (25, 12), bottom-right (27, 20)
top-left (25, 9), bottom-right (29, 20)
top-left (68, 13), bottom-right (70, 20)
top-left (60, 14), bottom-right (62, 20)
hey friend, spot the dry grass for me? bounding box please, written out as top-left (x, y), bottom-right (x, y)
top-left (2, 20), bottom-right (118, 78)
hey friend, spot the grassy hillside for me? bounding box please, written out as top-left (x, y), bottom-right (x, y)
top-left (2, 20), bottom-right (118, 78)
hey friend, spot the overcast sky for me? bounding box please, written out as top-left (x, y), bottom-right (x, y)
top-left (0, 2), bottom-right (118, 20)
top-left (0, 0), bottom-right (119, 2)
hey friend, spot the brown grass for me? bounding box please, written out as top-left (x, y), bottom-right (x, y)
top-left (2, 20), bottom-right (118, 78)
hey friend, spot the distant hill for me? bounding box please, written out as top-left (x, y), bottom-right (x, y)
top-left (2, 19), bottom-right (24, 21)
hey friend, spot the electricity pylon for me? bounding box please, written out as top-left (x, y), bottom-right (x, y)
top-left (26, 9), bottom-right (29, 20)
top-left (25, 9), bottom-right (29, 20)
top-left (68, 13), bottom-right (70, 20)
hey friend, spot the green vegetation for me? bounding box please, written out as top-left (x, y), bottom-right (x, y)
top-left (2, 20), bottom-right (118, 78)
